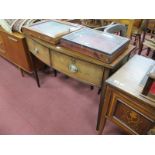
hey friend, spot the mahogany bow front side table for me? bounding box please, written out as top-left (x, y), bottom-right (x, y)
top-left (22, 20), bottom-right (135, 131)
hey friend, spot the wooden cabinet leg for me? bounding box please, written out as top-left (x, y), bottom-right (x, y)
top-left (96, 68), bottom-right (110, 130)
top-left (98, 117), bottom-right (107, 135)
top-left (98, 86), bottom-right (112, 134)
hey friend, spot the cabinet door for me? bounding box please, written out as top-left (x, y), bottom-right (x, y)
top-left (108, 92), bottom-right (154, 134)
top-left (1, 31), bottom-right (32, 72)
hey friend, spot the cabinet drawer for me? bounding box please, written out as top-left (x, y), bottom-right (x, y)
top-left (52, 51), bottom-right (103, 87)
top-left (26, 38), bottom-right (50, 65)
top-left (109, 93), bottom-right (154, 134)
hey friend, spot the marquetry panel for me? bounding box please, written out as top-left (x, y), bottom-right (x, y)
top-left (108, 92), bottom-right (154, 134)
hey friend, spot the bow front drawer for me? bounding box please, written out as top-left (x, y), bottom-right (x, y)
top-left (26, 38), bottom-right (50, 66)
top-left (51, 51), bottom-right (103, 87)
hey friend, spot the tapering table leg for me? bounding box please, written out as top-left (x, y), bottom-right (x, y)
top-left (30, 53), bottom-right (40, 88)
top-left (54, 69), bottom-right (57, 77)
top-left (20, 68), bottom-right (24, 77)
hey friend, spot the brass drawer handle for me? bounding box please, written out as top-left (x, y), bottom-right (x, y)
top-left (68, 64), bottom-right (78, 73)
top-left (8, 36), bottom-right (18, 42)
top-left (33, 48), bottom-right (39, 55)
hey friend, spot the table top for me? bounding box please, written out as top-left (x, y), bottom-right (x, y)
top-left (106, 55), bottom-right (155, 107)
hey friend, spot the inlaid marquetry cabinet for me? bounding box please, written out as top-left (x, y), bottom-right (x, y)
top-left (98, 55), bottom-right (155, 135)
top-left (106, 88), bottom-right (154, 134)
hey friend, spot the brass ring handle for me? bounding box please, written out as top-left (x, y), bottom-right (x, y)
top-left (68, 64), bottom-right (78, 73)
top-left (33, 48), bottom-right (39, 55)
